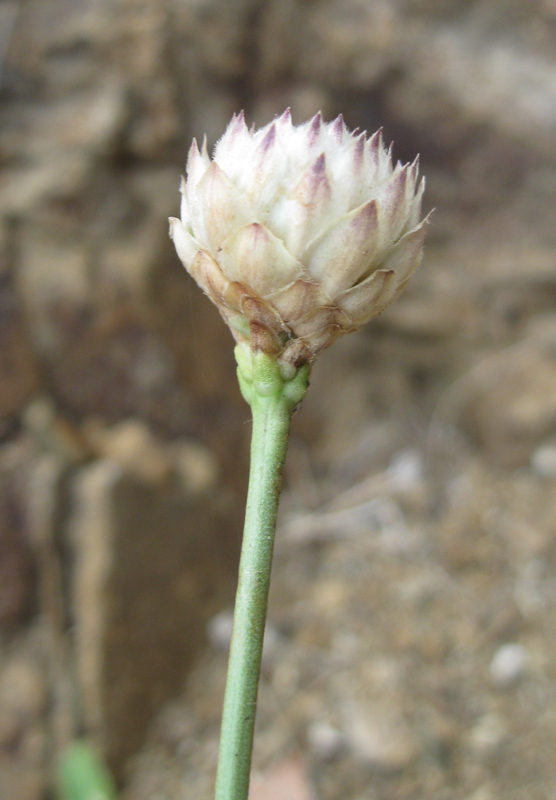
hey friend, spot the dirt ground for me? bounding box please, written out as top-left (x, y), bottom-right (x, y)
top-left (122, 420), bottom-right (556, 800)
top-left (1, 1), bottom-right (556, 798)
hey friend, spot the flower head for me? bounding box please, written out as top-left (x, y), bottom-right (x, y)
top-left (170, 110), bottom-right (429, 367)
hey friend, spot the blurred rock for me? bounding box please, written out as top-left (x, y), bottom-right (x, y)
top-left (151, 701), bottom-right (195, 750)
top-left (383, 293), bottom-right (469, 339)
top-left (16, 223), bottom-right (90, 358)
top-left (23, 397), bottom-right (88, 465)
top-left (0, 656), bottom-right (47, 741)
top-left (345, 700), bottom-right (418, 773)
top-left (0, 253), bottom-right (39, 434)
top-left (0, 622), bottom-right (49, 800)
top-left (467, 714), bottom-right (508, 756)
top-left (466, 351), bottom-right (556, 467)
top-left (0, 157), bottom-right (92, 216)
top-left (68, 457), bottom-right (240, 776)
top-left (403, 22), bottom-right (556, 156)
top-left (464, 788), bottom-right (495, 800)
top-left (49, 304), bottom-right (194, 434)
top-left (0, 762), bottom-right (45, 800)
top-left (171, 440), bottom-right (220, 496)
top-left (84, 418), bottom-right (172, 487)
top-left (249, 757), bottom-right (315, 800)
top-left (306, 720), bottom-right (344, 761)
top-left (0, 442), bottom-right (37, 631)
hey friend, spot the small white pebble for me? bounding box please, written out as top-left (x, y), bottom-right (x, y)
top-left (531, 444), bottom-right (556, 478)
top-left (490, 643), bottom-right (529, 687)
top-left (206, 610), bottom-right (234, 651)
top-left (387, 449), bottom-right (423, 488)
top-left (468, 713), bottom-right (507, 754)
top-left (307, 721), bottom-right (343, 760)
top-left (345, 703), bottom-right (418, 771)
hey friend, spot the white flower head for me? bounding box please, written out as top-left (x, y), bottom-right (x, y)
top-left (170, 110), bottom-right (430, 367)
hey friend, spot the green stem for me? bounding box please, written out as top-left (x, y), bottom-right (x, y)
top-left (214, 347), bottom-right (309, 800)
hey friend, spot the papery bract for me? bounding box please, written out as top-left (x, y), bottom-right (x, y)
top-left (170, 110), bottom-right (430, 366)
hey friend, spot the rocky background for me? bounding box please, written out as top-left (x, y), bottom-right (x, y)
top-left (1, 0), bottom-right (556, 798)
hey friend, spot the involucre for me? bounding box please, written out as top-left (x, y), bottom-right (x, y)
top-left (170, 110), bottom-right (429, 367)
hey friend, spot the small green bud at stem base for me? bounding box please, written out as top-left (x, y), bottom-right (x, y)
top-left (214, 349), bottom-right (310, 800)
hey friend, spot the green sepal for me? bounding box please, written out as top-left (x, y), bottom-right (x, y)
top-left (234, 344), bottom-right (310, 411)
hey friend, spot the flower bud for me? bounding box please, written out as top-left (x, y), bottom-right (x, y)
top-left (170, 110), bottom-right (430, 367)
